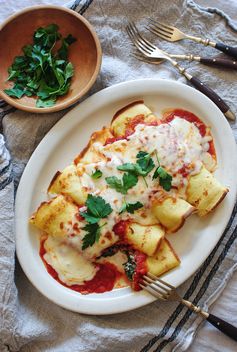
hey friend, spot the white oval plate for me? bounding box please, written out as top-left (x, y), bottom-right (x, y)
top-left (15, 79), bottom-right (237, 315)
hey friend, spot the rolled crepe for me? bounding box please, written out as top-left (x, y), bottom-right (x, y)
top-left (74, 127), bottom-right (112, 165)
top-left (111, 100), bottom-right (159, 137)
top-left (187, 166), bottom-right (228, 216)
top-left (125, 223), bottom-right (165, 256)
top-left (48, 164), bottom-right (87, 205)
top-left (146, 238), bottom-right (180, 276)
top-left (30, 195), bottom-right (78, 238)
top-left (30, 194), bottom-right (118, 258)
top-left (152, 197), bottom-right (195, 233)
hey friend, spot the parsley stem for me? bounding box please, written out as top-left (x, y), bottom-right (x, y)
top-left (100, 222), bottom-right (107, 229)
top-left (154, 150), bottom-right (160, 167)
top-left (142, 176), bottom-right (148, 188)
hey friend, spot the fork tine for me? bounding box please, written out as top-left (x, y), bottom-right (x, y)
top-left (147, 272), bottom-right (175, 290)
top-left (127, 23), bottom-right (151, 54)
top-left (146, 24), bottom-right (172, 40)
top-left (148, 18), bottom-right (174, 32)
top-left (141, 278), bottom-right (169, 299)
top-left (128, 22), bottom-right (154, 51)
top-left (145, 26), bottom-right (172, 41)
top-left (140, 283), bottom-right (167, 300)
top-left (143, 275), bottom-right (170, 293)
top-left (147, 21), bottom-right (173, 36)
top-left (128, 21), bottom-right (156, 51)
top-left (126, 26), bottom-right (151, 55)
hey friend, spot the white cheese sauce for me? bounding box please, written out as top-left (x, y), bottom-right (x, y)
top-left (44, 236), bottom-right (98, 286)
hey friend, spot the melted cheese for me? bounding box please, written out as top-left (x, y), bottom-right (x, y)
top-left (39, 116), bottom-right (217, 288)
top-left (44, 236), bottom-right (98, 285)
top-left (75, 117), bottom-right (216, 229)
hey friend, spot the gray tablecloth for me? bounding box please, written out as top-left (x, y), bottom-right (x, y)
top-left (0, 1), bottom-right (237, 351)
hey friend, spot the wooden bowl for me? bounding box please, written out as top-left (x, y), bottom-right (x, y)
top-left (0, 6), bottom-right (102, 113)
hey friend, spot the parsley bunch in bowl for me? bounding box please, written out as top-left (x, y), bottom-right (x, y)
top-left (4, 24), bottom-right (76, 108)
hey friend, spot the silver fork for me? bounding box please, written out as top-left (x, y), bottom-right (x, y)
top-left (141, 272), bottom-right (237, 342)
top-left (133, 51), bottom-right (237, 71)
top-left (126, 22), bottom-right (235, 121)
top-left (147, 18), bottom-right (237, 60)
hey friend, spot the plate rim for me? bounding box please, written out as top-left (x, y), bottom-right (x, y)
top-left (15, 78), bottom-right (237, 315)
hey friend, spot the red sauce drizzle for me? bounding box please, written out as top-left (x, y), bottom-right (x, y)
top-left (40, 238), bottom-right (120, 294)
top-left (113, 220), bottom-right (130, 241)
top-left (132, 251), bottom-right (148, 291)
top-left (162, 109), bottom-right (216, 158)
top-left (177, 165), bottom-right (190, 178)
top-left (105, 116), bottom-right (160, 145)
top-left (104, 136), bottom-right (126, 145)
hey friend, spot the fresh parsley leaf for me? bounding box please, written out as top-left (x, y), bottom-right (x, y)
top-left (82, 223), bottom-right (101, 250)
top-left (122, 173), bottom-right (138, 191)
top-left (91, 170), bottom-right (103, 179)
top-left (153, 166), bottom-right (172, 191)
top-left (136, 151), bottom-right (155, 175)
top-left (7, 69), bottom-right (18, 81)
top-left (57, 34), bottom-right (77, 60)
top-left (64, 34), bottom-right (77, 45)
top-left (119, 201), bottom-right (143, 214)
top-left (106, 173), bottom-right (138, 195)
top-left (36, 97), bottom-right (56, 108)
top-left (119, 202), bottom-right (127, 214)
top-left (64, 62), bottom-right (74, 80)
top-left (82, 221), bottom-right (108, 249)
top-left (136, 151), bottom-right (148, 158)
top-left (4, 24), bottom-right (77, 107)
top-left (4, 84), bottom-right (25, 99)
top-left (117, 151), bottom-right (155, 179)
top-left (106, 176), bottom-right (124, 193)
top-left (123, 252), bottom-right (136, 281)
top-left (159, 171), bottom-right (172, 191)
top-left (80, 194), bottom-right (112, 224)
top-left (117, 163), bottom-right (146, 176)
top-left (79, 213), bottom-right (100, 224)
top-left (86, 194), bottom-right (112, 218)
top-left (126, 201), bottom-right (143, 214)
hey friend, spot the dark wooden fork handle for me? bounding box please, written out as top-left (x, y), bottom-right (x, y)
top-left (215, 43), bottom-right (237, 60)
top-left (207, 314), bottom-right (237, 341)
top-left (200, 57), bottom-right (237, 70)
top-left (189, 76), bottom-right (234, 120)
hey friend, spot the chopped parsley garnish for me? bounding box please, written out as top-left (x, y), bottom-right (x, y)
top-left (136, 151), bottom-right (155, 175)
top-left (153, 151), bottom-right (172, 191)
top-left (91, 169), bottom-right (102, 179)
top-left (123, 252), bottom-right (136, 281)
top-left (117, 151), bottom-right (155, 177)
top-left (80, 195), bottom-right (112, 249)
top-left (4, 24), bottom-right (76, 107)
top-left (117, 151), bottom-right (155, 187)
top-left (105, 173), bottom-right (138, 194)
top-left (119, 201), bottom-right (143, 214)
top-left (82, 223), bottom-right (101, 250)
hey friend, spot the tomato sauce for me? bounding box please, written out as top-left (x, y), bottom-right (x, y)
top-left (162, 109), bottom-right (216, 158)
top-left (132, 251), bottom-right (147, 291)
top-left (177, 165), bottom-right (190, 178)
top-left (125, 116), bottom-right (160, 138)
top-left (40, 239), bottom-right (120, 294)
top-left (113, 220), bottom-right (131, 241)
top-left (105, 115), bottom-right (160, 144)
top-left (104, 136), bottom-right (126, 145)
